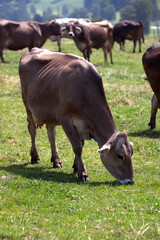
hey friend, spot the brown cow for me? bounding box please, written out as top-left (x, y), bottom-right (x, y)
top-left (49, 18), bottom-right (91, 52)
top-left (61, 21), bottom-right (113, 63)
top-left (113, 20), bottom-right (144, 52)
top-left (142, 45), bottom-right (160, 129)
top-left (0, 18), bottom-right (61, 62)
top-left (19, 47), bottom-right (134, 184)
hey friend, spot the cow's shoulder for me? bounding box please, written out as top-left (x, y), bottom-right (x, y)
top-left (143, 45), bottom-right (160, 62)
top-left (20, 48), bottom-right (53, 66)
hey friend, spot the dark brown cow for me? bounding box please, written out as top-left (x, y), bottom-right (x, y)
top-left (19, 47), bottom-right (134, 184)
top-left (0, 18), bottom-right (61, 62)
top-left (113, 20), bottom-right (144, 52)
top-left (142, 45), bottom-right (160, 129)
top-left (61, 21), bottom-right (113, 63)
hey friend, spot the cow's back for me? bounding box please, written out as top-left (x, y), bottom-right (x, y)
top-left (113, 20), bottom-right (143, 41)
top-left (88, 23), bottom-right (111, 48)
top-left (19, 48), bottom-right (105, 126)
top-left (143, 45), bottom-right (160, 104)
top-left (0, 20), bottom-right (36, 50)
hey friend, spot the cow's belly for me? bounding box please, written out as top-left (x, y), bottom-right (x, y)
top-left (29, 104), bottom-right (60, 128)
top-left (125, 34), bottom-right (134, 40)
top-left (4, 39), bottom-right (15, 49)
top-left (4, 38), bottom-right (27, 50)
top-left (76, 41), bottom-right (87, 51)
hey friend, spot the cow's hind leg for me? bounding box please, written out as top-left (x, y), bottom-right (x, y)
top-left (27, 112), bottom-right (40, 164)
top-left (61, 117), bottom-right (89, 182)
top-left (148, 94), bottom-right (159, 129)
top-left (46, 124), bottom-right (62, 168)
top-left (103, 47), bottom-right (113, 64)
top-left (57, 37), bottom-right (61, 52)
top-left (102, 48), bottom-right (107, 62)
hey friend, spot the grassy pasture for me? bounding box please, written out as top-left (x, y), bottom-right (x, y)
top-left (0, 36), bottom-right (160, 240)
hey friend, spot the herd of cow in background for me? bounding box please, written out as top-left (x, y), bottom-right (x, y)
top-left (0, 17), bottom-right (159, 184)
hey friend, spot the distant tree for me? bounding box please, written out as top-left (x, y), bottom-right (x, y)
top-left (120, 0), bottom-right (153, 34)
top-left (120, 6), bottom-right (136, 20)
top-left (84, 0), bottom-right (98, 11)
top-left (62, 4), bottom-right (68, 16)
top-left (110, 0), bottom-right (132, 11)
top-left (91, 4), bottom-right (100, 18)
top-left (133, 0), bottom-right (153, 34)
top-left (150, 0), bottom-right (159, 21)
top-left (10, 9), bottom-right (20, 21)
top-left (0, 2), bottom-right (14, 19)
top-left (30, 4), bottom-right (36, 15)
top-left (68, 7), bottom-right (89, 18)
top-left (99, 0), bottom-right (116, 20)
top-left (33, 13), bottom-right (43, 22)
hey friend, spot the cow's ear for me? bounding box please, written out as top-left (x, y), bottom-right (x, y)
top-left (50, 20), bottom-right (56, 25)
top-left (75, 26), bottom-right (82, 34)
top-left (97, 143), bottom-right (111, 154)
top-left (61, 27), bottom-right (67, 35)
top-left (61, 27), bottom-right (66, 32)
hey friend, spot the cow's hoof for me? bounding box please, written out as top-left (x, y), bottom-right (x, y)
top-left (31, 157), bottom-right (40, 164)
top-left (78, 175), bottom-right (90, 182)
top-left (53, 161), bottom-right (63, 169)
top-left (2, 60), bottom-right (8, 64)
top-left (72, 164), bottom-right (78, 174)
top-left (148, 122), bottom-right (155, 129)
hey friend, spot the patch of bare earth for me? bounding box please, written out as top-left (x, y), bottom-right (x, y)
top-left (5, 75), bottom-right (19, 83)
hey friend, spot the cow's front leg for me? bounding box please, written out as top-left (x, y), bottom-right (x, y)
top-left (27, 115), bottom-right (40, 164)
top-left (133, 40), bottom-right (136, 53)
top-left (46, 124), bottom-right (62, 168)
top-left (61, 117), bottom-right (89, 182)
top-left (72, 139), bottom-right (84, 173)
top-left (0, 49), bottom-right (7, 63)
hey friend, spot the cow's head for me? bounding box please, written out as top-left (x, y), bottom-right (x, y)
top-left (50, 20), bottom-right (61, 35)
top-left (61, 23), bottom-right (82, 38)
top-left (98, 131), bottom-right (134, 184)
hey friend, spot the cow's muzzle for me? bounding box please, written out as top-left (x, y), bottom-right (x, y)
top-left (118, 178), bottom-right (134, 185)
top-left (68, 32), bottom-right (74, 37)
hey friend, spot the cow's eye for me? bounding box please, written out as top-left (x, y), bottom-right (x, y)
top-left (117, 154), bottom-right (124, 160)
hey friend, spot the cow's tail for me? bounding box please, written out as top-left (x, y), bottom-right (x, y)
top-left (139, 21), bottom-right (145, 43)
top-left (108, 27), bottom-right (114, 47)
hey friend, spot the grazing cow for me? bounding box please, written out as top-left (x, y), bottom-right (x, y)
top-left (142, 45), bottom-right (160, 129)
top-left (19, 47), bottom-right (134, 184)
top-left (61, 21), bottom-right (113, 63)
top-left (0, 18), bottom-right (61, 62)
top-left (113, 20), bottom-right (144, 52)
top-left (49, 18), bottom-right (91, 52)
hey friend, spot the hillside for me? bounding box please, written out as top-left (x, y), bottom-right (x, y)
top-left (28, 0), bottom-right (84, 17)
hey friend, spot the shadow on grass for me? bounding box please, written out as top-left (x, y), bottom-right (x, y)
top-left (128, 129), bottom-right (160, 139)
top-left (0, 163), bottom-right (120, 186)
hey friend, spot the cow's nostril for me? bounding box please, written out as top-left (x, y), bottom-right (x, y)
top-left (68, 32), bottom-right (74, 37)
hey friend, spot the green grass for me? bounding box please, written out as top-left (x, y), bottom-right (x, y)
top-left (0, 36), bottom-right (160, 240)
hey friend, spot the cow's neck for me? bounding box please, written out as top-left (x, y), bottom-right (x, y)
top-left (39, 22), bottom-right (52, 38)
top-left (88, 98), bottom-right (118, 148)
